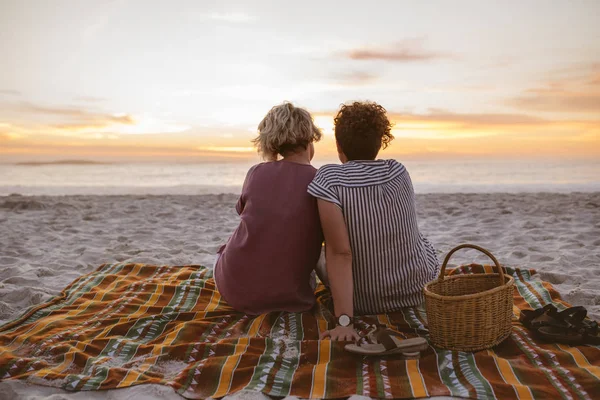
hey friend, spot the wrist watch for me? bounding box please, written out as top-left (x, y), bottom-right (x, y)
top-left (337, 314), bottom-right (352, 327)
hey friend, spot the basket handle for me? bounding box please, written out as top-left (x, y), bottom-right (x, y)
top-left (438, 244), bottom-right (505, 286)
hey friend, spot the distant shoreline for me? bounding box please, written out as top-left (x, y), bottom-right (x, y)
top-left (14, 160), bottom-right (110, 166)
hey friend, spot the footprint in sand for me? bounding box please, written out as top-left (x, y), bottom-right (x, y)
top-left (567, 288), bottom-right (600, 305)
top-left (540, 271), bottom-right (570, 284)
top-left (114, 254), bottom-right (131, 262)
top-left (0, 256), bottom-right (20, 265)
top-left (29, 292), bottom-right (46, 305)
top-left (511, 250), bottom-right (527, 259)
top-left (530, 254), bottom-right (555, 262)
top-left (559, 243), bottom-right (584, 250)
top-left (523, 221), bottom-right (539, 229)
top-left (35, 268), bottom-right (57, 277)
top-left (0, 301), bottom-right (15, 319)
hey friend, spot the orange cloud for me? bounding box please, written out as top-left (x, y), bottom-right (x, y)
top-left (3, 103), bottom-right (598, 162)
top-left (345, 39), bottom-right (450, 62)
top-left (13, 102), bottom-right (135, 124)
top-left (315, 109), bottom-right (556, 134)
top-left (509, 88), bottom-right (600, 113)
top-left (311, 108), bottom-right (599, 158)
top-left (0, 129), bottom-right (261, 163)
top-left (390, 109), bottom-right (548, 129)
top-left (508, 63), bottom-right (600, 113)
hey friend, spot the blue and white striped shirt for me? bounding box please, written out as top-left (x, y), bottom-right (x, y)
top-left (308, 159), bottom-right (439, 314)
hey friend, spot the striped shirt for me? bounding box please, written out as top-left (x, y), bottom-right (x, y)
top-left (307, 159), bottom-right (439, 314)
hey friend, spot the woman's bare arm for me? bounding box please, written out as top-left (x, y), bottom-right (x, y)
top-left (317, 199), bottom-right (359, 341)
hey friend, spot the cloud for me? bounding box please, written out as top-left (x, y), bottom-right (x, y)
top-left (2, 102), bottom-right (191, 138)
top-left (505, 63), bottom-right (600, 113)
top-left (382, 109), bottom-right (559, 139)
top-left (344, 39), bottom-right (450, 62)
top-left (391, 109), bottom-right (548, 129)
top-left (196, 146), bottom-right (254, 153)
top-left (547, 62), bottom-right (600, 82)
top-left (314, 108), bottom-right (599, 143)
top-left (509, 88), bottom-right (600, 113)
top-left (9, 102), bottom-right (135, 126)
top-left (0, 90), bottom-right (21, 96)
top-left (315, 109), bottom-right (549, 129)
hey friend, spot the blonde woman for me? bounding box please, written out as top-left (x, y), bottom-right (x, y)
top-left (214, 102), bottom-right (324, 314)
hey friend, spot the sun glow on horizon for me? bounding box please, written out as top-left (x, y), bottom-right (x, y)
top-left (197, 146), bottom-right (255, 153)
top-left (0, 1), bottom-right (599, 162)
top-left (313, 115), bottom-right (335, 136)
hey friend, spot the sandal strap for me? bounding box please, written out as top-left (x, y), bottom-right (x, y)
top-left (553, 306), bottom-right (588, 324)
top-left (375, 329), bottom-right (399, 352)
top-left (356, 324), bottom-right (405, 351)
top-left (551, 306), bottom-right (598, 334)
top-left (583, 330), bottom-right (600, 345)
top-left (520, 304), bottom-right (557, 328)
top-left (355, 324), bottom-right (384, 346)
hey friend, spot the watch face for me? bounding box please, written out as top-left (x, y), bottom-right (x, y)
top-left (339, 314), bottom-right (351, 327)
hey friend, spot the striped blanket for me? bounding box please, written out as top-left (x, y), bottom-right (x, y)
top-left (0, 263), bottom-right (598, 399)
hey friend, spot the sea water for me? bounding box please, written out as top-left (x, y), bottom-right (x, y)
top-left (0, 159), bottom-right (599, 196)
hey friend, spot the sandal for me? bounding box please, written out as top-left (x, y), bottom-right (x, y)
top-left (520, 304), bottom-right (600, 345)
top-left (344, 325), bottom-right (429, 357)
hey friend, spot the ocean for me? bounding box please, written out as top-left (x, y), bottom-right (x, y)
top-left (1, 159), bottom-right (599, 196)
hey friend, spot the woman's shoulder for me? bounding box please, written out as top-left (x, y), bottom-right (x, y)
top-left (384, 158), bottom-right (406, 173)
top-left (245, 162), bottom-right (264, 178)
top-left (250, 161), bottom-right (319, 182)
top-left (314, 163), bottom-right (344, 181)
top-left (322, 159), bottom-right (407, 176)
top-left (316, 163), bottom-right (343, 174)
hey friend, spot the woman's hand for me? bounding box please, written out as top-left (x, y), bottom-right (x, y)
top-left (320, 325), bottom-right (360, 341)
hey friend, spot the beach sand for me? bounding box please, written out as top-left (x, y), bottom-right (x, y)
top-left (0, 192), bottom-right (598, 399)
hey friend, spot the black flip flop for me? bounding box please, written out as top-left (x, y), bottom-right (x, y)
top-left (520, 304), bottom-right (600, 345)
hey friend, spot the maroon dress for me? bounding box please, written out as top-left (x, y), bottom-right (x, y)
top-left (214, 161), bottom-right (324, 315)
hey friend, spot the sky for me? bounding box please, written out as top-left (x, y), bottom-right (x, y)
top-left (1, 0), bottom-right (599, 162)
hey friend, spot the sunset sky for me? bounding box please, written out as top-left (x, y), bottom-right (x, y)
top-left (1, 0), bottom-right (599, 162)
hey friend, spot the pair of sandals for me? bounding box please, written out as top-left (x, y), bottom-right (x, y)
top-left (344, 324), bottom-right (429, 358)
top-left (520, 304), bottom-right (600, 345)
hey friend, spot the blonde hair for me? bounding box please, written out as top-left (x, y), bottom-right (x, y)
top-left (253, 102), bottom-right (322, 160)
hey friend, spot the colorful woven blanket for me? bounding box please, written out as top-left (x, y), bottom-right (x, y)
top-left (0, 263), bottom-right (598, 399)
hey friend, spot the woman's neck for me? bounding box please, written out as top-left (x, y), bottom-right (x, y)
top-left (281, 150), bottom-right (311, 165)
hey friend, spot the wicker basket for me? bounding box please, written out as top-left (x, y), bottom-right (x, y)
top-left (424, 244), bottom-right (514, 351)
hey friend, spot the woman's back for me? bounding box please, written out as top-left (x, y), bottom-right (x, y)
top-left (308, 159), bottom-right (438, 314)
top-left (215, 161), bottom-right (323, 314)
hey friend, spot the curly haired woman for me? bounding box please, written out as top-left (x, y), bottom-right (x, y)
top-left (214, 102), bottom-right (324, 315)
top-left (308, 101), bottom-right (439, 341)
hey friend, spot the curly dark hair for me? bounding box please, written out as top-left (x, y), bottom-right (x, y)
top-left (334, 101), bottom-right (394, 161)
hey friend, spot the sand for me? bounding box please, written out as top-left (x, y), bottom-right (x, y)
top-left (0, 192), bottom-right (598, 399)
